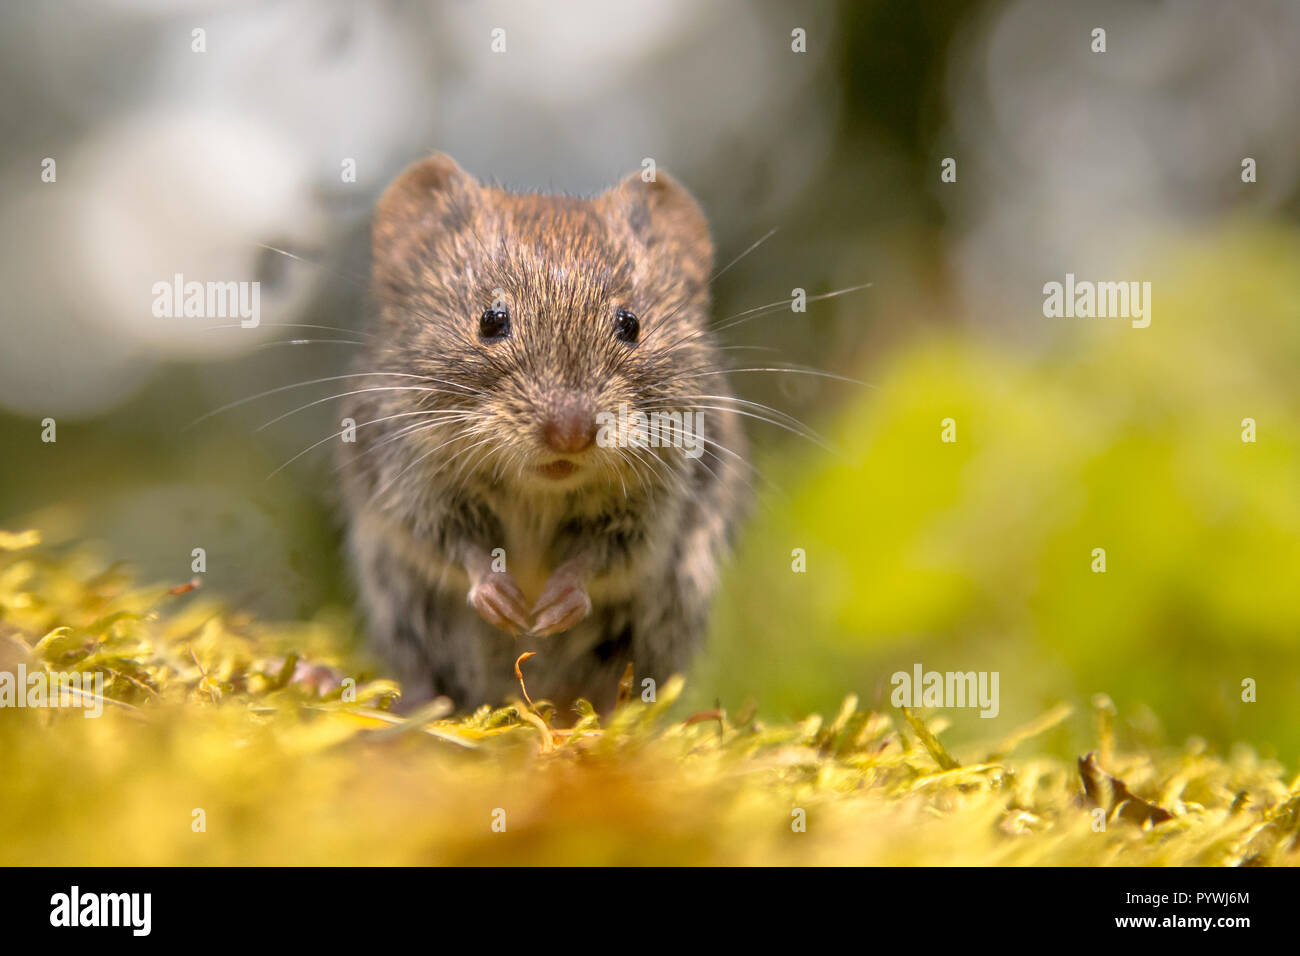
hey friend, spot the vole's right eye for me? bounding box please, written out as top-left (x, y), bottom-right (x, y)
top-left (478, 307), bottom-right (511, 340)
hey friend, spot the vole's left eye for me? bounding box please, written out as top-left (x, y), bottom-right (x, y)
top-left (479, 306), bottom-right (511, 340)
top-left (614, 308), bottom-right (639, 344)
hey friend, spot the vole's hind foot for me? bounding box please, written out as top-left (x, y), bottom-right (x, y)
top-left (530, 571), bottom-right (592, 636)
top-left (468, 570), bottom-right (530, 636)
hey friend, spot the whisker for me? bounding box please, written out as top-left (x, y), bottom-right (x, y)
top-left (677, 366), bottom-right (869, 387)
top-left (606, 456), bottom-right (628, 498)
top-left (267, 410), bottom-right (473, 479)
top-left (257, 240), bottom-right (511, 353)
top-left (372, 434), bottom-right (494, 505)
top-left (255, 386), bottom-right (478, 431)
top-left (650, 281), bottom-right (874, 365)
top-left (202, 322), bottom-right (370, 338)
top-left (253, 338), bottom-right (368, 350)
top-left (624, 442), bottom-right (677, 488)
top-left (698, 441), bottom-right (781, 503)
top-left (709, 226), bottom-right (777, 284)
top-left (327, 414), bottom-right (473, 476)
top-left (448, 436), bottom-right (496, 489)
top-left (711, 282), bottom-right (873, 335)
top-left (336, 413), bottom-right (485, 473)
top-left (256, 243), bottom-right (373, 288)
top-left (369, 412), bottom-right (481, 448)
top-left (182, 372), bottom-right (444, 431)
top-left (636, 226), bottom-right (778, 350)
top-left (656, 393), bottom-right (820, 437)
top-left (606, 445), bottom-right (649, 497)
top-left (637, 398), bottom-right (817, 447)
top-left (711, 295), bottom-right (799, 327)
top-left (660, 402), bottom-right (836, 453)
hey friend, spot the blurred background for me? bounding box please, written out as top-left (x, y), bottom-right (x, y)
top-left (2, 0), bottom-right (1297, 758)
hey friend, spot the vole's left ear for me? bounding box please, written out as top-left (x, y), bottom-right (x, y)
top-left (600, 170), bottom-right (713, 289)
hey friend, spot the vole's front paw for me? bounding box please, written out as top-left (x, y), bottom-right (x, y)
top-left (289, 660), bottom-right (347, 695)
top-left (269, 656), bottom-right (347, 696)
top-left (531, 569), bottom-right (592, 636)
top-left (468, 571), bottom-right (531, 636)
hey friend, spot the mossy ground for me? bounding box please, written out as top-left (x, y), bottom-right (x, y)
top-left (1, 529), bottom-right (1296, 866)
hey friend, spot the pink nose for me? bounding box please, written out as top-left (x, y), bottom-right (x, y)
top-left (542, 401), bottom-right (596, 454)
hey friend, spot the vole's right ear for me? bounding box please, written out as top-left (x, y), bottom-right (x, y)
top-left (373, 153), bottom-right (478, 266)
top-left (600, 169), bottom-right (713, 289)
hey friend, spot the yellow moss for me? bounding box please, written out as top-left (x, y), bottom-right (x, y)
top-left (0, 532), bottom-right (1296, 866)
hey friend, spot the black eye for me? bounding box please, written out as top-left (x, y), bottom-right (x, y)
top-left (479, 306), bottom-right (510, 340)
top-left (614, 308), bottom-right (639, 344)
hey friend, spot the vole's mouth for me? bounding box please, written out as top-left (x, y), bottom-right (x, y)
top-left (537, 460), bottom-right (579, 480)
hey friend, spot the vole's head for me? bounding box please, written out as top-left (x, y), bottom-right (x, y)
top-left (367, 153), bottom-right (718, 495)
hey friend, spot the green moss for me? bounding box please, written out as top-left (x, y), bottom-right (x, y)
top-left (701, 226), bottom-right (1300, 753)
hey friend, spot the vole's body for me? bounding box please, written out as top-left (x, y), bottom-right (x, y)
top-left (338, 154), bottom-right (746, 712)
